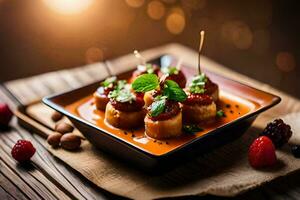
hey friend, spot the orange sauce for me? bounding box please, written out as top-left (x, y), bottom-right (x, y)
top-left (65, 91), bottom-right (258, 156)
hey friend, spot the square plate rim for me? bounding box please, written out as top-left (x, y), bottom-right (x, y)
top-left (42, 56), bottom-right (281, 158)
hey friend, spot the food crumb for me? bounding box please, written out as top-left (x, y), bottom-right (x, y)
top-left (230, 110), bottom-right (234, 114)
top-left (124, 131), bottom-right (128, 135)
top-left (235, 104), bottom-right (239, 108)
top-left (225, 104), bottom-right (231, 108)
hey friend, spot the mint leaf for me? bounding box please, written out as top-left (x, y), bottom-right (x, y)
top-left (132, 74), bottom-right (159, 92)
top-left (154, 95), bottom-right (167, 101)
top-left (163, 80), bottom-right (187, 102)
top-left (150, 99), bottom-right (166, 117)
top-left (183, 124), bottom-right (203, 134)
top-left (102, 76), bottom-right (117, 87)
top-left (216, 110), bottom-right (225, 117)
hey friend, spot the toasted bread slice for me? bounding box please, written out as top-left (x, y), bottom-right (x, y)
top-left (105, 102), bottom-right (145, 129)
top-left (93, 92), bottom-right (109, 111)
top-left (182, 102), bottom-right (216, 123)
top-left (145, 112), bottom-right (182, 139)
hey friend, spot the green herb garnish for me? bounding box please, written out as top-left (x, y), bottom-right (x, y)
top-left (108, 81), bottom-right (135, 103)
top-left (189, 73), bottom-right (207, 94)
top-left (132, 74), bottom-right (159, 92)
top-left (216, 110), bottom-right (225, 117)
top-left (132, 75), bottom-right (186, 102)
top-left (154, 95), bottom-right (167, 101)
top-left (132, 75), bottom-right (187, 117)
top-left (146, 64), bottom-right (155, 74)
top-left (183, 124), bottom-right (203, 134)
top-left (116, 80), bottom-right (126, 90)
top-left (101, 76), bottom-right (117, 87)
top-left (108, 88), bottom-right (135, 103)
top-left (161, 66), bottom-right (179, 75)
top-left (116, 90), bottom-right (135, 103)
top-left (137, 64), bottom-right (155, 74)
top-left (150, 98), bottom-right (166, 117)
top-left (163, 80), bottom-right (187, 102)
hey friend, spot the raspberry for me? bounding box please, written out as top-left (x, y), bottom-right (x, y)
top-left (11, 140), bottom-right (36, 163)
top-left (0, 103), bottom-right (13, 127)
top-left (248, 136), bottom-right (277, 168)
top-left (260, 119), bottom-right (292, 148)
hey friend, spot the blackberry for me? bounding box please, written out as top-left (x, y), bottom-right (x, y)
top-left (260, 119), bottom-right (292, 148)
top-left (291, 145), bottom-right (300, 158)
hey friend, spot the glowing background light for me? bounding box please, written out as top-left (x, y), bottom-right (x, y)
top-left (43, 0), bottom-right (94, 15)
top-left (147, 0), bottom-right (165, 20)
top-left (85, 47), bottom-right (104, 64)
top-left (221, 20), bottom-right (253, 50)
top-left (166, 8), bottom-right (186, 34)
top-left (276, 52), bottom-right (296, 72)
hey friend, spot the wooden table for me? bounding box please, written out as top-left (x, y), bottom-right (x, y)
top-left (1, 44), bottom-right (300, 200)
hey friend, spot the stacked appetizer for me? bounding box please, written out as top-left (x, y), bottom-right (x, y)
top-left (93, 76), bottom-right (117, 110)
top-left (181, 73), bottom-right (219, 123)
top-left (104, 79), bottom-right (145, 129)
top-left (159, 66), bottom-right (186, 88)
top-left (144, 65), bottom-right (187, 107)
top-left (132, 74), bottom-right (187, 139)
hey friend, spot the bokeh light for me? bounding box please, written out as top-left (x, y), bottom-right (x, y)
top-left (85, 47), bottom-right (104, 64)
top-left (221, 20), bottom-right (253, 50)
top-left (147, 0), bottom-right (165, 20)
top-left (166, 8), bottom-right (186, 35)
top-left (43, 0), bottom-right (94, 15)
top-left (276, 52), bottom-right (296, 72)
top-left (125, 0), bottom-right (144, 8)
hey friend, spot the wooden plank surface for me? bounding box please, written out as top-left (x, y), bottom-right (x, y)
top-left (0, 87), bottom-right (123, 200)
top-left (1, 43), bottom-right (300, 199)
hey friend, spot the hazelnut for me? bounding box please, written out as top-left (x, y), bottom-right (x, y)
top-left (51, 111), bottom-right (63, 122)
top-left (60, 133), bottom-right (81, 150)
top-left (47, 132), bottom-right (62, 148)
top-left (55, 122), bottom-right (74, 134)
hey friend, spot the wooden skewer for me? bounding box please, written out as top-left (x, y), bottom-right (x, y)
top-left (133, 50), bottom-right (146, 65)
top-left (198, 30), bottom-right (205, 74)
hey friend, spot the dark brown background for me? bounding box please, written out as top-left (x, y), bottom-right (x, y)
top-left (0, 0), bottom-right (299, 98)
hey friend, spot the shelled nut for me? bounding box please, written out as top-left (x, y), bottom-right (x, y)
top-left (60, 133), bottom-right (81, 150)
top-left (47, 132), bottom-right (62, 148)
top-left (51, 111), bottom-right (63, 122)
top-left (55, 122), bottom-right (74, 134)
